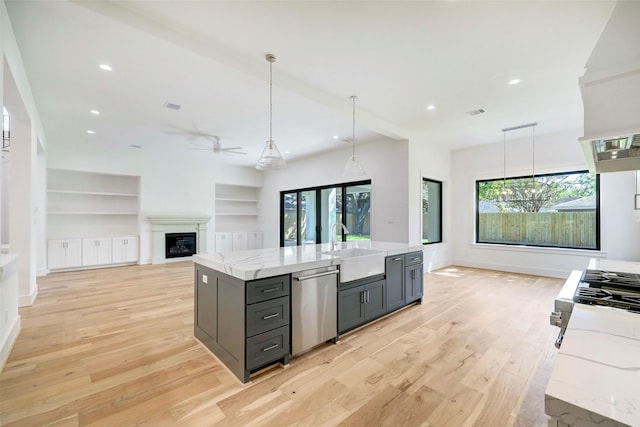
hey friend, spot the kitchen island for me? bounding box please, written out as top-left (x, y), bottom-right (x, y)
top-left (193, 241), bottom-right (423, 383)
top-left (545, 259), bottom-right (640, 427)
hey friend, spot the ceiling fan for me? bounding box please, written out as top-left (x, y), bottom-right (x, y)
top-left (188, 135), bottom-right (247, 156)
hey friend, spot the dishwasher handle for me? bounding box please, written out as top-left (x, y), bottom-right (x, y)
top-left (294, 269), bottom-right (339, 281)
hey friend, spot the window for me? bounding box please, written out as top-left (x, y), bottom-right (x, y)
top-left (476, 171), bottom-right (600, 250)
top-left (280, 181), bottom-right (371, 247)
top-left (422, 178), bottom-right (443, 244)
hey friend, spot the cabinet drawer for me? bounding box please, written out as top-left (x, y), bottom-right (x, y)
top-left (246, 296), bottom-right (289, 337)
top-left (404, 251), bottom-right (423, 266)
top-left (246, 326), bottom-right (290, 370)
top-left (246, 275), bottom-right (290, 304)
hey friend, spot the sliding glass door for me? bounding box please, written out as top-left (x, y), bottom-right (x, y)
top-left (280, 181), bottom-right (371, 247)
top-left (345, 183), bottom-right (371, 240)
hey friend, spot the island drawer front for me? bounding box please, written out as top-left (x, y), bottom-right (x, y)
top-left (404, 251), bottom-right (423, 266)
top-left (246, 296), bottom-right (290, 337)
top-left (246, 275), bottom-right (290, 304)
top-left (246, 326), bottom-right (290, 370)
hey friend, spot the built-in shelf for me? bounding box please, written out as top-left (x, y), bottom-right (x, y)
top-left (48, 211), bottom-right (140, 215)
top-left (47, 189), bottom-right (138, 197)
top-left (215, 184), bottom-right (262, 249)
top-left (215, 198), bottom-right (259, 203)
top-left (46, 169), bottom-right (141, 242)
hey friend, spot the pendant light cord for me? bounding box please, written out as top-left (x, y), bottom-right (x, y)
top-left (503, 130), bottom-right (506, 189)
top-left (269, 57), bottom-right (273, 144)
top-left (532, 124), bottom-right (536, 185)
top-left (351, 95), bottom-right (357, 158)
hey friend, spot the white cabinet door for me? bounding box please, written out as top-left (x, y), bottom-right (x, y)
top-left (112, 236), bottom-right (138, 263)
top-left (215, 232), bottom-right (233, 252)
top-left (232, 232), bottom-right (247, 251)
top-left (48, 239), bottom-right (82, 269)
top-left (247, 231), bottom-right (263, 250)
top-left (82, 238), bottom-right (112, 266)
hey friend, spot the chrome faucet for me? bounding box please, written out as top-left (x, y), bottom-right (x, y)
top-left (330, 222), bottom-right (349, 250)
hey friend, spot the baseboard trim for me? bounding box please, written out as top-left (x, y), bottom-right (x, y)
top-left (0, 315), bottom-right (21, 372)
top-left (450, 259), bottom-right (568, 279)
top-left (18, 284), bottom-right (38, 307)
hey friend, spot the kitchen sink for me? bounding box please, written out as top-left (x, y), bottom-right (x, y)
top-left (323, 248), bottom-right (385, 283)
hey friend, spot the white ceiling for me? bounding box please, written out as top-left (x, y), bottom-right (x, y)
top-left (5, 0), bottom-right (616, 168)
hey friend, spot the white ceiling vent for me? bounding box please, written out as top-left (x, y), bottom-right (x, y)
top-left (163, 102), bottom-right (181, 111)
top-left (467, 108), bottom-right (486, 116)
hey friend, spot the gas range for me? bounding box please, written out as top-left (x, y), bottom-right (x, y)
top-left (550, 266), bottom-right (640, 348)
top-left (574, 269), bottom-right (640, 312)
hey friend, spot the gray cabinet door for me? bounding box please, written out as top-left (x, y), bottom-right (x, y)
top-left (338, 285), bottom-right (365, 333)
top-left (195, 269), bottom-right (217, 341)
top-left (405, 264), bottom-right (423, 303)
top-left (364, 280), bottom-right (386, 321)
top-left (385, 255), bottom-right (404, 313)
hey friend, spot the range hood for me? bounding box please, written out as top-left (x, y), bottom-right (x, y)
top-left (578, 1), bottom-right (640, 174)
top-left (579, 130), bottom-right (640, 173)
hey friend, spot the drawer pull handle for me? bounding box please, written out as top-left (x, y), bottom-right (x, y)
top-left (261, 287), bottom-right (279, 293)
top-left (262, 313), bottom-right (279, 320)
top-left (262, 343), bottom-right (279, 352)
top-left (393, 257), bottom-right (402, 261)
top-left (412, 257), bottom-right (421, 261)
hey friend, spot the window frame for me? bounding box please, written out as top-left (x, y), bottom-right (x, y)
top-left (422, 177), bottom-right (443, 245)
top-left (475, 170), bottom-right (600, 250)
top-left (280, 180), bottom-right (372, 247)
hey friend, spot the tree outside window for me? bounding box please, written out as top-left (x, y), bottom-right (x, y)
top-left (476, 171), bottom-right (599, 249)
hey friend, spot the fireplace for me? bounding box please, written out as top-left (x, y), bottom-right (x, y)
top-left (165, 232), bottom-right (197, 259)
top-left (147, 215), bottom-right (211, 264)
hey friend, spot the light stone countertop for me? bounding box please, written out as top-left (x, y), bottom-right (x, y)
top-left (0, 253), bottom-right (19, 275)
top-left (545, 304), bottom-right (640, 427)
top-left (193, 241), bottom-right (423, 281)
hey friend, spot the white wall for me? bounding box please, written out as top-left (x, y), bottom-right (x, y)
top-left (407, 130), bottom-right (452, 272)
top-left (2, 2), bottom-right (47, 306)
top-left (46, 139), bottom-right (263, 264)
top-left (450, 127), bottom-right (640, 278)
top-left (259, 138), bottom-right (409, 248)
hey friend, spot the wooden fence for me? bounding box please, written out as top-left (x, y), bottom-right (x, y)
top-left (478, 211), bottom-right (596, 249)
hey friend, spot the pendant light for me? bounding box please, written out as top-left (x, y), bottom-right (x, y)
top-left (256, 54), bottom-right (286, 170)
top-left (342, 95), bottom-right (366, 177)
top-left (498, 122), bottom-right (538, 203)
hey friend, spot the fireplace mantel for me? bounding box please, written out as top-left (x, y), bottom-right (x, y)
top-left (147, 215), bottom-right (211, 264)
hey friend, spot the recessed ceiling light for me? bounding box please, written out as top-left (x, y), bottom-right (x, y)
top-left (332, 135), bottom-right (339, 139)
top-left (427, 105), bottom-right (436, 111)
top-left (508, 79), bottom-right (521, 85)
top-left (86, 130), bottom-right (95, 134)
top-left (99, 64), bottom-right (112, 71)
top-left (90, 110), bottom-right (100, 115)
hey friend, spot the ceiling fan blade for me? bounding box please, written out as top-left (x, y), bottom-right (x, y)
top-left (222, 146), bottom-right (243, 151)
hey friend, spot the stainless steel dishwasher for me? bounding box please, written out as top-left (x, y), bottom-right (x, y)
top-left (291, 266), bottom-right (338, 356)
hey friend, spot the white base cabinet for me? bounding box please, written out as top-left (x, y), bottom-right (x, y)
top-left (216, 231), bottom-right (263, 252)
top-left (48, 239), bottom-right (82, 270)
top-left (112, 236), bottom-right (138, 264)
top-left (48, 235), bottom-right (138, 271)
top-left (82, 238), bottom-right (112, 267)
top-left (247, 231), bottom-right (263, 250)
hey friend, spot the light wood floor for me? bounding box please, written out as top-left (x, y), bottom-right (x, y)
top-left (0, 262), bottom-right (563, 426)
